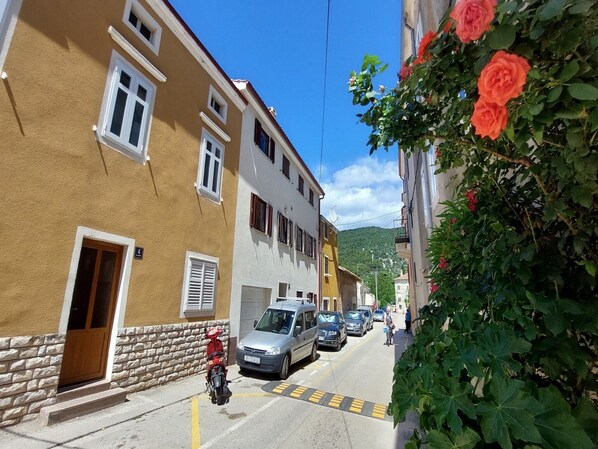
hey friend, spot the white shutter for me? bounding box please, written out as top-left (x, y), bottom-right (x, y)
top-left (187, 260), bottom-right (204, 310)
top-left (201, 262), bottom-right (216, 309)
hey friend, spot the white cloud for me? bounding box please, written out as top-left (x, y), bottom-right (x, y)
top-left (320, 156), bottom-right (403, 230)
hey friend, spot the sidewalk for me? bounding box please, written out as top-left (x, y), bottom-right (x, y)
top-left (0, 368), bottom-right (216, 449)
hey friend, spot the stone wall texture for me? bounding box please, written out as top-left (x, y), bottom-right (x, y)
top-left (0, 320), bottom-right (229, 427)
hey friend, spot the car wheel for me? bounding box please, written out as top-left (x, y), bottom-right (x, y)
top-left (335, 338), bottom-right (341, 352)
top-left (360, 327), bottom-right (364, 337)
top-left (308, 342), bottom-right (318, 362)
top-left (279, 354), bottom-right (290, 380)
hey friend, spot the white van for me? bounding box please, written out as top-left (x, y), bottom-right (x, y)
top-left (236, 300), bottom-right (319, 379)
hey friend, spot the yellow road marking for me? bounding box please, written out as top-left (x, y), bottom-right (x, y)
top-left (349, 399), bottom-right (363, 413)
top-left (273, 383), bottom-right (291, 394)
top-left (191, 397), bottom-right (200, 449)
top-left (372, 404), bottom-right (387, 419)
top-left (308, 390), bottom-right (325, 403)
top-left (290, 386), bottom-right (307, 398)
top-left (329, 394), bottom-right (344, 408)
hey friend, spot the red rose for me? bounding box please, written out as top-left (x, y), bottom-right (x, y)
top-left (416, 31), bottom-right (437, 63)
top-left (450, 0), bottom-right (497, 43)
top-left (471, 97), bottom-right (508, 140)
top-left (430, 283), bottom-right (439, 294)
top-left (478, 51), bottom-right (530, 106)
top-left (466, 189), bottom-right (478, 211)
top-left (399, 62), bottom-right (413, 80)
top-left (439, 257), bottom-right (449, 270)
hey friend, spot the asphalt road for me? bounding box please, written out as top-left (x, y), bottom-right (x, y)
top-left (0, 315), bottom-right (419, 449)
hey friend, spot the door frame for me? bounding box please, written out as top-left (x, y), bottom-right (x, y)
top-left (60, 226), bottom-right (135, 383)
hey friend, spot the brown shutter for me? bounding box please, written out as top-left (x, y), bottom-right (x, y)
top-left (269, 138), bottom-right (275, 163)
top-left (254, 119), bottom-right (260, 145)
top-left (267, 205), bottom-right (273, 236)
top-left (249, 193), bottom-right (256, 228)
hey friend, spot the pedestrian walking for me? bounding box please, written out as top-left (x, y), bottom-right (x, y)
top-left (405, 309), bottom-right (412, 333)
top-left (385, 306), bottom-right (395, 345)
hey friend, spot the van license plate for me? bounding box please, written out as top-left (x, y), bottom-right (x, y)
top-left (244, 355), bottom-right (260, 364)
top-left (318, 336), bottom-right (324, 341)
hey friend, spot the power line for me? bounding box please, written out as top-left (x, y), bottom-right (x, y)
top-left (336, 209), bottom-right (402, 226)
top-left (318, 0), bottom-right (331, 183)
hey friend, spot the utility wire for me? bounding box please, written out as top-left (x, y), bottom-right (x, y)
top-left (318, 0), bottom-right (331, 183)
top-left (336, 209), bottom-right (402, 226)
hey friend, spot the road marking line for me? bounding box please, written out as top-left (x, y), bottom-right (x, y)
top-left (309, 370), bottom-right (318, 376)
top-left (272, 383), bottom-right (291, 394)
top-left (191, 397), bottom-right (200, 449)
top-left (290, 386), bottom-right (307, 398)
top-left (201, 397), bottom-right (281, 449)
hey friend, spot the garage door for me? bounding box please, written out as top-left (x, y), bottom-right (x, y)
top-left (239, 286), bottom-right (270, 340)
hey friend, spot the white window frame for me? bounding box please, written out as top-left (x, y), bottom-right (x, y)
top-left (196, 129), bottom-right (225, 203)
top-left (324, 255), bottom-right (330, 277)
top-left (98, 51), bottom-right (156, 164)
top-left (207, 85), bottom-right (228, 124)
top-left (123, 0), bottom-right (162, 54)
top-left (427, 145), bottom-right (439, 207)
top-left (0, 0), bottom-right (22, 71)
top-left (180, 251), bottom-right (218, 318)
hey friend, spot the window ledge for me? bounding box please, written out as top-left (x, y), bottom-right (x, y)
top-left (200, 111), bottom-right (231, 142)
top-left (108, 26), bottom-right (166, 82)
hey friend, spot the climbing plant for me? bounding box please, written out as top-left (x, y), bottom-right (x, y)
top-left (350, 0), bottom-right (597, 448)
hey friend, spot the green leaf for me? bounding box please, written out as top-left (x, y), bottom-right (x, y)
top-left (571, 186), bottom-right (594, 208)
top-left (591, 107), bottom-right (598, 132)
top-left (573, 397), bottom-right (598, 442)
top-left (477, 378), bottom-right (544, 449)
top-left (528, 103), bottom-right (544, 115)
top-left (546, 85), bottom-right (563, 103)
top-left (568, 0), bottom-right (593, 14)
top-left (568, 84), bottom-right (598, 101)
top-left (566, 129), bottom-right (583, 147)
top-left (584, 261), bottom-right (596, 277)
top-left (535, 387), bottom-right (594, 449)
top-left (427, 428), bottom-right (481, 449)
top-left (431, 378), bottom-right (476, 434)
top-left (538, 0), bottom-right (567, 20)
top-left (490, 222), bottom-right (504, 233)
top-left (559, 61), bottom-right (579, 81)
top-left (488, 24), bottom-right (517, 50)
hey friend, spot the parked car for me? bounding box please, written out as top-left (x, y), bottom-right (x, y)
top-left (317, 311), bottom-right (347, 351)
top-left (356, 305), bottom-right (374, 331)
top-left (236, 299), bottom-right (318, 379)
top-left (373, 309), bottom-right (385, 322)
top-left (345, 310), bottom-right (367, 337)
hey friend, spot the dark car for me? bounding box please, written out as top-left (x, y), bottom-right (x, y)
top-left (345, 310), bottom-right (367, 337)
top-left (317, 311), bottom-right (347, 351)
top-left (373, 309), bottom-right (385, 322)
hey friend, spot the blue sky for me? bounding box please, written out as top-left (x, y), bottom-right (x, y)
top-left (169, 0), bottom-right (403, 230)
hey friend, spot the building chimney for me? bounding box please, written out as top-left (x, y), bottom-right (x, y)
top-left (268, 106), bottom-right (277, 118)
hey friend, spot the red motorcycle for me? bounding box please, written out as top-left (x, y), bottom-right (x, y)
top-left (205, 327), bottom-right (232, 405)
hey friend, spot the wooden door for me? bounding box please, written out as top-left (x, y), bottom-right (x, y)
top-left (59, 239), bottom-right (123, 388)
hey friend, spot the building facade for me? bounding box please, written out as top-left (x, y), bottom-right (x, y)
top-left (320, 217), bottom-right (341, 312)
top-left (0, 0), bottom-right (246, 426)
top-left (229, 81), bottom-right (324, 354)
top-left (398, 0), bottom-right (456, 332)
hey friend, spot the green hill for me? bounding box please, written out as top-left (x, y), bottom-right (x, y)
top-left (337, 226), bottom-right (407, 307)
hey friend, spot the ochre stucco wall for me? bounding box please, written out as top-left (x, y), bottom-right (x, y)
top-left (0, 0), bottom-right (242, 336)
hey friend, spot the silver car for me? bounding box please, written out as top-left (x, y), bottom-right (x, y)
top-left (236, 300), bottom-right (319, 379)
top-left (345, 310), bottom-right (367, 337)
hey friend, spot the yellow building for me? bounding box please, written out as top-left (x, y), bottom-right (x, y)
top-left (0, 0), bottom-right (246, 426)
top-left (320, 217), bottom-right (341, 312)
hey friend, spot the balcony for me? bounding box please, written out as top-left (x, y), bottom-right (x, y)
top-left (393, 216), bottom-right (411, 259)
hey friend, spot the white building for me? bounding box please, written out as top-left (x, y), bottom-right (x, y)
top-left (229, 80), bottom-right (324, 352)
top-left (397, 0), bottom-right (456, 333)
top-left (394, 273), bottom-right (409, 327)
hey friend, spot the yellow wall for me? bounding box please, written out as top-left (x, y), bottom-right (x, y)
top-left (320, 219), bottom-right (341, 310)
top-left (0, 0), bottom-right (242, 335)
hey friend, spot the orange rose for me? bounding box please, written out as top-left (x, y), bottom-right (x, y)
top-left (471, 97), bottom-right (508, 140)
top-left (399, 62), bottom-right (412, 80)
top-left (450, 0), bottom-right (497, 43)
top-left (478, 51), bottom-right (530, 106)
top-left (416, 31), bottom-right (437, 63)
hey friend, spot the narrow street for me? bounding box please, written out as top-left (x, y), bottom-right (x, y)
top-left (0, 316), bottom-right (418, 449)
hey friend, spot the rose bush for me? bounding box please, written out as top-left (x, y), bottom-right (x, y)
top-left (350, 0), bottom-right (597, 448)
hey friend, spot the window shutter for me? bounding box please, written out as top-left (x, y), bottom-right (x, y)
top-left (289, 220), bottom-right (293, 247)
top-left (269, 138), bottom-right (275, 163)
top-left (187, 260), bottom-right (204, 310)
top-left (254, 119), bottom-right (260, 145)
top-left (250, 193), bottom-right (256, 228)
top-left (267, 205), bottom-right (273, 236)
top-left (201, 262), bottom-right (216, 309)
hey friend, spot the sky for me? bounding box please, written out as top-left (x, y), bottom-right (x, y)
top-left (168, 0), bottom-right (404, 230)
